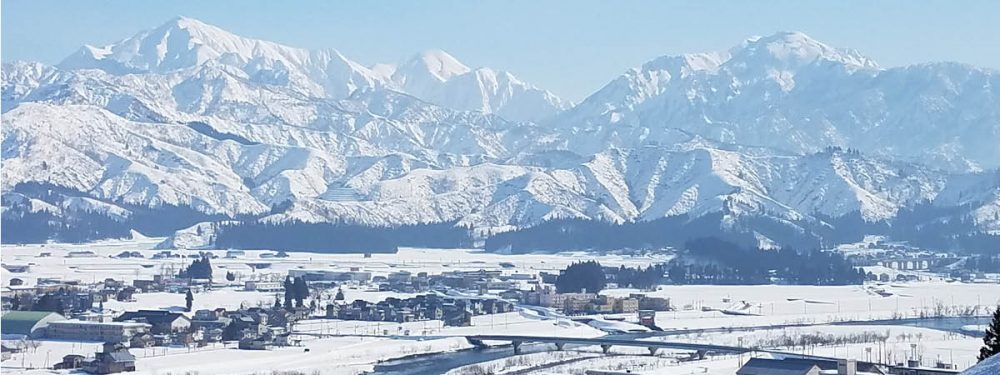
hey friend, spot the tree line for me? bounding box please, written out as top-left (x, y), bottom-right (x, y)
top-left (666, 238), bottom-right (865, 285)
top-left (552, 237), bottom-right (864, 291)
top-left (484, 214), bottom-right (758, 253)
top-left (178, 254), bottom-right (214, 280)
top-left (1, 182), bottom-right (225, 243)
top-left (213, 220), bottom-right (473, 253)
top-left (485, 203), bottom-right (1000, 255)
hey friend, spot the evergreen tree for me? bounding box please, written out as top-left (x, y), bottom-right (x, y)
top-left (293, 277), bottom-right (308, 307)
top-left (180, 255), bottom-right (214, 280)
top-left (273, 294), bottom-right (282, 310)
top-left (668, 263), bottom-right (687, 284)
top-left (283, 277), bottom-right (294, 310)
top-left (555, 261), bottom-right (606, 293)
top-left (34, 292), bottom-right (63, 313)
top-left (979, 306), bottom-right (1000, 362)
top-left (185, 289), bottom-right (194, 312)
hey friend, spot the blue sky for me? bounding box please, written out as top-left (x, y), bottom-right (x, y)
top-left (3, 0), bottom-right (998, 101)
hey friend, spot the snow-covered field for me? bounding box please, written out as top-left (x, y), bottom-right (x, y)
top-left (3, 312), bottom-right (605, 375)
top-left (603, 283), bottom-right (1000, 330)
top-left (1, 237), bottom-right (668, 290)
top-left (441, 323), bottom-right (984, 375)
top-left (2, 238), bottom-right (997, 374)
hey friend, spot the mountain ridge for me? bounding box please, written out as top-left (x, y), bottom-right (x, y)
top-left (3, 18), bottom-right (1000, 249)
top-left (55, 16), bottom-right (568, 122)
top-left (551, 31), bottom-right (999, 170)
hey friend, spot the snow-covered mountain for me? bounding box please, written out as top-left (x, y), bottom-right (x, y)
top-left (552, 32), bottom-right (1000, 171)
top-left (3, 21), bottom-right (999, 246)
top-left (59, 16), bottom-right (385, 99)
top-left (389, 50), bottom-right (570, 122)
top-left (2, 101), bottom-right (993, 235)
top-left (53, 16), bottom-right (567, 122)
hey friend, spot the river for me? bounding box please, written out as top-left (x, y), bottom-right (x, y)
top-left (371, 342), bottom-right (550, 375)
top-left (369, 316), bottom-right (990, 374)
top-left (837, 316), bottom-right (990, 336)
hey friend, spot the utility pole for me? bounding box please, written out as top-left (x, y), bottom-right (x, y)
top-left (738, 336), bottom-right (744, 367)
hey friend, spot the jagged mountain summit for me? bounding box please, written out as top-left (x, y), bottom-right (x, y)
top-left (389, 50), bottom-right (570, 122)
top-left (3, 21), bottom-right (1000, 248)
top-left (56, 16), bottom-right (567, 122)
top-left (59, 16), bottom-right (383, 99)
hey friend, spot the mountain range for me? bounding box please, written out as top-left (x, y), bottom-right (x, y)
top-left (3, 17), bottom-right (999, 249)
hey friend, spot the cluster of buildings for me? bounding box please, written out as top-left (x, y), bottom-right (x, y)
top-left (423, 269), bottom-right (534, 293)
top-left (2, 247), bottom-right (685, 374)
top-left (0, 273), bottom-right (214, 321)
top-left (286, 268), bottom-right (535, 295)
top-left (505, 286), bottom-right (671, 315)
top-left (51, 342), bottom-right (136, 374)
top-left (287, 268), bottom-right (372, 286)
top-left (132, 274), bottom-right (213, 294)
top-left (326, 294), bottom-right (513, 327)
top-left (0, 303), bottom-right (314, 357)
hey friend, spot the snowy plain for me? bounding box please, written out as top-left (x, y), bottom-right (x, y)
top-left (1, 237), bottom-right (997, 374)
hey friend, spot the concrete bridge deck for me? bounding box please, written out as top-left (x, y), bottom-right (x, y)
top-left (465, 334), bottom-right (752, 356)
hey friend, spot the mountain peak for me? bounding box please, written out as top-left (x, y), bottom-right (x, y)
top-left (403, 49), bottom-right (471, 82)
top-left (731, 31), bottom-right (878, 70)
top-left (166, 15), bottom-right (213, 29)
top-left (155, 16), bottom-right (238, 41)
top-left (58, 15), bottom-right (264, 73)
top-left (51, 17), bottom-right (566, 122)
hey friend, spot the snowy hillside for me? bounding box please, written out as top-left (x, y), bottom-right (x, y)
top-left (552, 32), bottom-right (1000, 170)
top-left (3, 102), bottom-right (994, 236)
top-left (3, 19), bottom-right (1000, 245)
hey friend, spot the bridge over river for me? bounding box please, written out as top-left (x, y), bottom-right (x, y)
top-left (465, 334), bottom-right (753, 357)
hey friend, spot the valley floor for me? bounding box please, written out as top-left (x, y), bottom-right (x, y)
top-left (2, 238), bottom-right (997, 374)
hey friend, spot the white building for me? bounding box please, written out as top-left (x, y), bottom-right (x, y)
top-left (245, 281), bottom-right (283, 292)
top-left (46, 321), bottom-right (151, 342)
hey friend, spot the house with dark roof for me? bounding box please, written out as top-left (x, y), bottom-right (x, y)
top-left (190, 309), bottom-right (231, 332)
top-left (778, 357), bottom-right (886, 374)
top-left (737, 358), bottom-right (821, 375)
top-left (738, 357), bottom-right (886, 375)
top-left (0, 311), bottom-right (66, 337)
top-left (962, 353), bottom-right (1000, 375)
top-left (81, 342), bottom-right (136, 374)
top-left (53, 354), bottom-right (86, 370)
top-left (115, 310), bottom-right (190, 334)
top-left (221, 312), bottom-right (267, 341)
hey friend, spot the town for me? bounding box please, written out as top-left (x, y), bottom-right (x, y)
top-left (2, 237), bottom-right (998, 374)
top-left (1, 246), bottom-right (675, 374)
